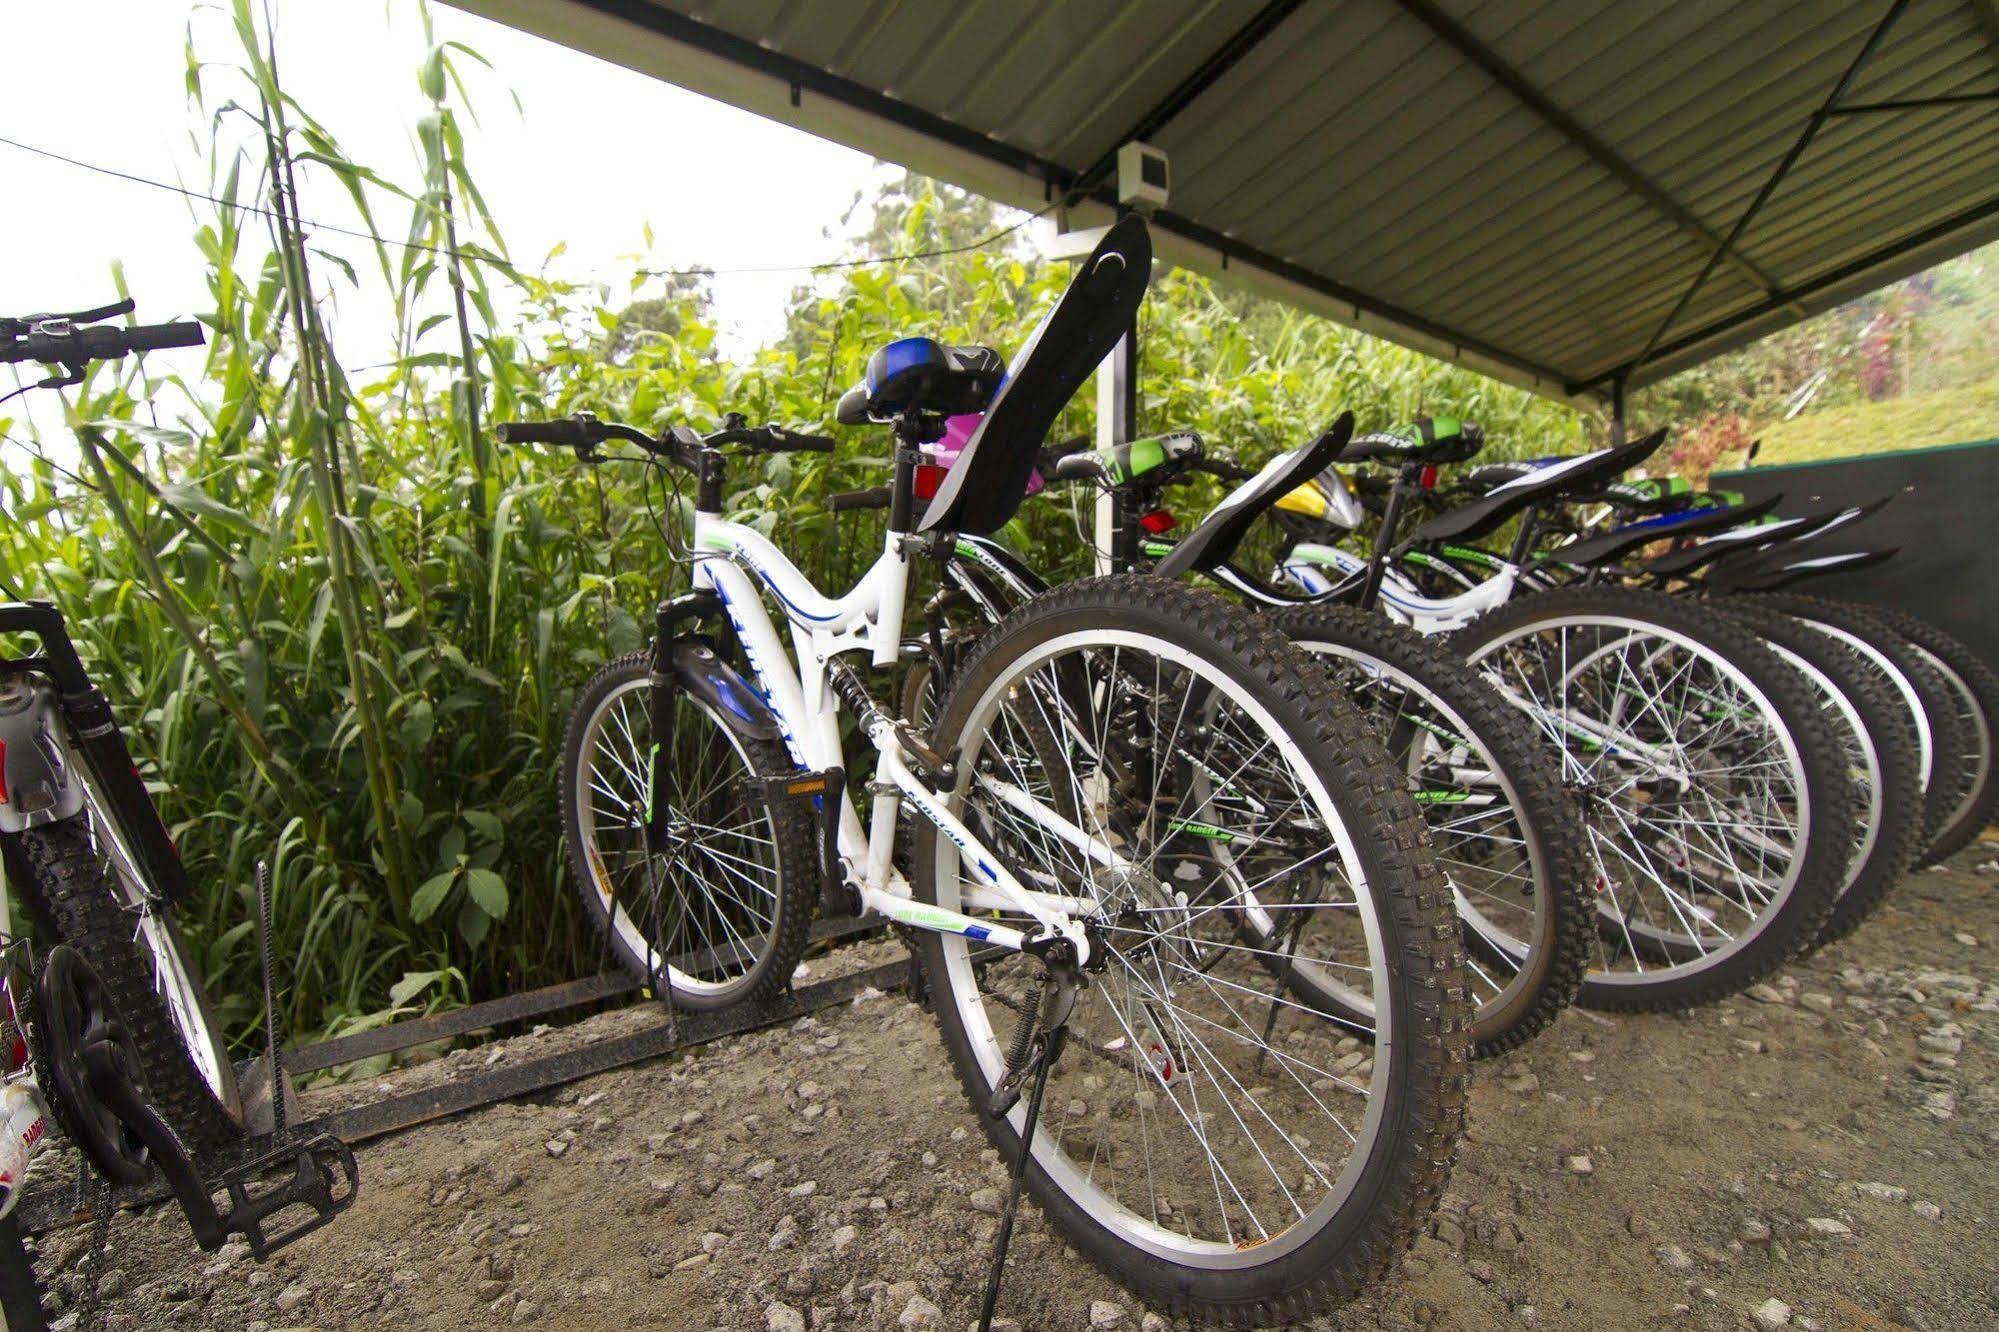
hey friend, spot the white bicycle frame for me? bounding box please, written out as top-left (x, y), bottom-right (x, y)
top-left (688, 505), bottom-right (1103, 965)
top-left (1278, 543), bottom-right (1515, 633)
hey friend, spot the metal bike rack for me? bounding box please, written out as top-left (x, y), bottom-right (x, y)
top-left (13, 915), bottom-right (900, 1236)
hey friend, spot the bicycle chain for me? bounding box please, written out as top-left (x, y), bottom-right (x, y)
top-left (69, 1174), bottom-right (113, 1331)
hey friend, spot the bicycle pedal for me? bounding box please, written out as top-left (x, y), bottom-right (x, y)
top-left (213, 1134), bottom-right (360, 1259)
top-left (765, 768), bottom-right (853, 916)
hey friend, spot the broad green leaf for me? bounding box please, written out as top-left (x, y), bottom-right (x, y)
top-left (411, 870), bottom-right (457, 923)
top-left (464, 867), bottom-right (508, 919)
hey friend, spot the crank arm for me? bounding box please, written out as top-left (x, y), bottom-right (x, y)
top-left (81, 1043), bottom-right (358, 1257)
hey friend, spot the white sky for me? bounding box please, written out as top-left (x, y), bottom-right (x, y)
top-left (2, 0), bottom-right (894, 375)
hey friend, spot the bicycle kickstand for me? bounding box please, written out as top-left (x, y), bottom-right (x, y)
top-left (976, 945), bottom-right (1081, 1332)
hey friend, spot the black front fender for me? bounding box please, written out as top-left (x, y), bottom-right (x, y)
top-left (672, 640), bottom-right (782, 742)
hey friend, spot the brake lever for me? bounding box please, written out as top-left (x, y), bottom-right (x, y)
top-left (1, 299), bottom-right (134, 336)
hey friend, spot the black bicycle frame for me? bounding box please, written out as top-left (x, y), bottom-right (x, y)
top-left (0, 601), bottom-right (194, 907)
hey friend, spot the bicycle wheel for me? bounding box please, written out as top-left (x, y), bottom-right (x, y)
top-left (1751, 593), bottom-right (1966, 849)
top-left (912, 576), bottom-right (1468, 1324)
top-left (1261, 605), bottom-right (1591, 1058)
top-left (560, 651), bottom-right (815, 1010)
top-left (1713, 600), bottom-right (1922, 946)
top-left (1844, 604), bottom-right (1999, 866)
top-left (6, 813), bottom-right (241, 1148)
top-left (1455, 588), bottom-right (1852, 1010)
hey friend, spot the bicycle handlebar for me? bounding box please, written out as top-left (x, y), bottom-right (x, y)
top-left (494, 418), bottom-right (598, 448)
top-left (496, 412), bottom-right (837, 464)
top-left (827, 485), bottom-right (892, 512)
top-left (0, 319), bottom-right (205, 366)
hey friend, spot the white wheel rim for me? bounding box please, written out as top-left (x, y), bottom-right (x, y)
top-left (930, 627), bottom-right (1394, 1268)
top-left (573, 679), bottom-right (783, 998)
top-left (1466, 613), bottom-right (1812, 986)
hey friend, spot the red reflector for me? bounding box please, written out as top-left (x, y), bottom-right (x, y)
top-left (1139, 509), bottom-right (1177, 534)
top-left (1418, 465), bottom-right (1438, 491)
top-left (912, 463), bottom-right (945, 500)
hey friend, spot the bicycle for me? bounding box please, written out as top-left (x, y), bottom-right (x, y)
top-left (2, 301), bottom-right (241, 1148)
top-left (2, 299), bottom-right (358, 1330)
top-left (1348, 453), bottom-right (1984, 934)
top-left (1239, 421), bottom-right (1860, 1009)
top-left (859, 424), bottom-right (1593, 1058)
top-left (508, 216), bottom-right (1471, 1324)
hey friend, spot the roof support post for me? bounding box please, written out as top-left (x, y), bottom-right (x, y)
top-left (1610, 377), bottom-right (1628, 446)
top-left (1627, 0), bottom-right (1914, 377)
top-left (1092, 316), bottom-right (1138, 576)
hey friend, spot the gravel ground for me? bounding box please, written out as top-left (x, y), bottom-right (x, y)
top-left (30, 845), bottom-right (1999, 1331)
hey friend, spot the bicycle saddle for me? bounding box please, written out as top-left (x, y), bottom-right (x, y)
top-left (1537, 493), bottom-right (1783, 570)
top-left (1404, 429), bottom-right (1666, 545)
top-left (921, 213), bottom-right (1152, 537)
top-left (1703, 546), bottom-right (1899, 593)
top-left (1343, 416), bottom-right (1484, 465)
top-left (1593, 473), bottom-right (1703, 515)
top-left (835, 339), bottom-right (1005, 425)
top-left (1153, 414), bottom-right (1353, 580)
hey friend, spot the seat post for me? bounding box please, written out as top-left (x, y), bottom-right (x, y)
top-left (1508, 503), bottom-right (1545, 565)
top-left (1107, 485), bottom-right (1144, 573)
top-left (1358, 464), bottom-right (1417, 611)
top-left (887, 411), bottom-right (929, 535)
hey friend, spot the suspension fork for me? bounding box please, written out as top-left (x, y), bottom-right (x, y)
top-left (644, 590), bottom-right (721, 846)
top-left (1, 602), bottom-right (191, 905)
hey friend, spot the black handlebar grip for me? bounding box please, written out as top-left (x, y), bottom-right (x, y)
top-left (827, 486), bottom-right (892, 512)
top-left (1203, 459), bottom-right (1257, 483)
top-left (766, 426), bottom-right (837, 453)
top-left (1, 321), bottom-right (203, 364)
top-left (496, 419), bottom-right (591, 447)
top-left (120, 321), bottom-right (207, 352)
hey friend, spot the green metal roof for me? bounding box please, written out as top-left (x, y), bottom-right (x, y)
top-left (447, 0), bottom-right (1999, 403)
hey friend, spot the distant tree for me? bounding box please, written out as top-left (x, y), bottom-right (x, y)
top-left (602, 269), bottom-right (714, 362)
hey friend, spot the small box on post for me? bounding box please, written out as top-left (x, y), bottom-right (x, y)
top-left (1116, 141), bottom-right (1169, 215)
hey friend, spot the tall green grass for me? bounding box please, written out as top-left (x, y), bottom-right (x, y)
top-left (0, 2), bottom-right (1578, 1056)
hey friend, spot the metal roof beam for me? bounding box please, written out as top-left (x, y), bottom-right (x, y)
top-left (1388, 0), bottom-right (1795, 308)
top-left (1972, 0), bottom-right (1999, 71)
top-left (1573, 187), bottom-right (1999, 393)
top-left (1071, 0), bottom-right (1307, 190)
top-left (1828, 91), bottom-right (1999, 113)
top-left (1626, 0), bottom-right (1913, 376)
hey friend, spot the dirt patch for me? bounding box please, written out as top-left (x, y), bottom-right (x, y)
top-left (33, 849), bottom-right (1999, 1331)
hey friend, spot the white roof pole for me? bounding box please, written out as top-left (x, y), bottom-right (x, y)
top-left (1093, 331), bottom-right (1133, 576)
